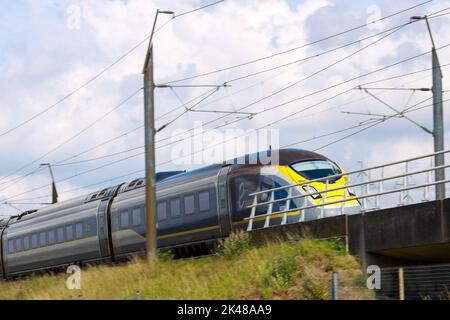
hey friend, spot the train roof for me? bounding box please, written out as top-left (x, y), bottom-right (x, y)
top-left (156, 148), bottom-right (330, 185)
top-left (0, 148), bottom-right (331, 222)
top-left (223, 148), bottom-right (329, 167)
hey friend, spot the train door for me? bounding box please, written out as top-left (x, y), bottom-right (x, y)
top-left (97, 199), bottom-right (113, 259)
top-left (217, 166), bottom-right (232, 237)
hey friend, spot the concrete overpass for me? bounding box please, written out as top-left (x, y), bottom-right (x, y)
top-left (250, 197), bottom-right (450, 268)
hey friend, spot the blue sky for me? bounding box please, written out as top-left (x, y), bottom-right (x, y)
top-left (0, 0), bottom-right (449, 215)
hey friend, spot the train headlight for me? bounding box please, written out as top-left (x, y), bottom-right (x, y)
top-left (302, 185), bottom-right (322, 199)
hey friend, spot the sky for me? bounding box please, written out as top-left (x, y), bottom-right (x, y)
top-left (0, 0), bottom-right (449, 215)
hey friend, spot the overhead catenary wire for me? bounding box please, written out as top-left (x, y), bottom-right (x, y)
top-left (0, 88), bottom-right (143, 192)
top-left (148, 8), bottom-right (450, 146)
top-left (44, 53), bottom-right (450, 176)
top-left (52, 61), bottom-right (450, 169)
top-left (50, 89), bottom-right (222, 168)
top-left (287, 64), bottom-right (450, 123)
top-left (283, 96), bottom-right (441, 149)
top-left (8, 169), bottom-right (145, 204)
top-left (173, 8), bottom-right (450, 131)
top-left (153, 18), bottom-right (421, 132)
top-left (2, 16), bottom-right (421, 188)
top-left (15, 91), bottom-right (448, 206)
top-left (154, 94), bottom-right (442, 170)
top-left (48, 66), bottom-right (443, 169)
top-left (0, 0), bottom-right (226, 141)
top-left (7, 8), bottom-right (448, 189)
top-left (5, 96), bottom-right (441, 204)
top-left (153, 43), bottom-right (450, 154)
top-left (223, 25), bottom-right (406, 117)
top-left (3, 152), bottom-right (146, 201)
top-left (173, 0), bottom-right (225, 18)
top-left (221, 22), bottom-right (420, 85)
top-left (312, 97), bottom-right (450, 152)
top-left (153, 23), bottom-right (416, 150)
top-left (161, 0), bottom-right (433, 85)
top-left (157, 87), bottom-right (221, 132)
top-left (2, 41), bottom-right (447, 200)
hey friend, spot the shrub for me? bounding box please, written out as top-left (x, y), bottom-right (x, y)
top-left (271, 254), bottom-right (298, 288)
top-left (259, 253), bottom-right (298, 298)
top-left (157, 250), bottom-right (175, 262)
top-left (215, 231), bottom-right (252, 258)
top-left (304, 279), bottom-right (328, 300)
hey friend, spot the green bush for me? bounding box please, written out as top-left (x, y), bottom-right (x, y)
top-left (215, 231), bottom-right (252, 258)
top-left (271, 254), bottom-right (298, 288)
top-left (304, 279), bottom-right (328, 300)
top-left (157, 249), bottom-right (175, 262)
top-left (259, 253), bottom-right (298, 298)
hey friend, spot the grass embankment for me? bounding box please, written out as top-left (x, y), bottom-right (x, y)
top-left (0, 233), bottom-right (373, 300)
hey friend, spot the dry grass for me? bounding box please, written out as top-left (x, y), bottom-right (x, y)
top-left (0, 237), bottom-right (374, 300)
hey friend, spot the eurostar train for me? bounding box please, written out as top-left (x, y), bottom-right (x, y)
top-left (0, 149), bottom-right (359, 277)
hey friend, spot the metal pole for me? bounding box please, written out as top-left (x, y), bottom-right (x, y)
top-left (432, 48), bottom-right (445, 200)
top-left (398, 267), bottom-right (405, 300)
top-left (329, 272), bottom-right (338, 300)
top-left (410, 16), bottom-right (445, 199)
top-left (143, 10), bottom-right (160, 261)
top-left (40, 163), bottom-right (58, 204)
top-left (48, 164), bottom-right (58, 204)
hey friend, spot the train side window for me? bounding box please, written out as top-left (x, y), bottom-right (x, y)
top-left (132, 208), bottom-right (141, 226)
top-left (157, 201), bottom-right (167, 221)
top-left (8, 240), bottom-right (14, 254)
top-left (75, 223), bottom-right (83, 239)
top-left (57, 227), bottom-right (64, 243)
top-left (24, 236), bottom-right (30, 250)
top-left (16, 238), bottom-right (23, 252)
top-left (184, 195), bottom-right (195, 215)
top-left (40, 232), bottom-right (47, 247)
top-left (31, 234), bottom-right (38, 248)
top-left (120, 211), bottom-right (129, 228)
top-left (170, 198), bottom-right (181, 217)
top-left (48, 230), bottom-right (55, 245)
top-left (66, 225), bottom-right (74, 241)
top-left (85, 221), bottom-right (93, 234)
top-left (199, 191), bottom-right (210, 212)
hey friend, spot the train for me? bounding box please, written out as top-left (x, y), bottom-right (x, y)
top-left (0, 148), bottom-right (359, 278)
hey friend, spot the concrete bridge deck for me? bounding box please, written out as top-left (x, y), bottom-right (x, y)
top-left (249, 198), bottom-right (450, 268)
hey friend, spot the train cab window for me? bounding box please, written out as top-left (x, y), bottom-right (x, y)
top-left (24, 236), bottom-right (30, 250)
top-left (291, 160), bottom-right (341, 181)
top-left (132, 208), bottom-right (141, 226)
top-left (157, 202), bottom-right (167, 221)
top-left (199, 191), bottom-right (210, 212)
top-left (75, 223), bottom-right (83, 239)
top-left (66, 225), bottom-right (74, 241)
top-left (40, 232), bottom-right (47, 247)
top-left (48, 230), bottom-right (55, 245)
top-left (8, 240), bottom-right (14, 254)
top-left (57, 227), bottom-right (64, 243)
top-left (16, 238), bottom-right (23, 252)
top-left (184, 195), bottom-right (195, 215)
top-left (170, 198), bottom-right (181, 217)
top-left (31, 234), bottom-right (38, 248)
top-left (120, 211), bottom-right (129, 228)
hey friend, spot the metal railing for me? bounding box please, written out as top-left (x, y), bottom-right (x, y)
top-left (246, 149), bottom-right (450, 231)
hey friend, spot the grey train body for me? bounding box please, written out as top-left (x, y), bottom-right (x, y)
top-left (0, 149), bottom-right (332, 278)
